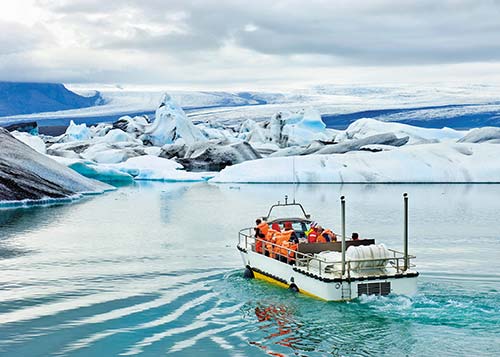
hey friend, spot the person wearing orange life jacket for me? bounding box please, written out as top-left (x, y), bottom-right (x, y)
top-left (276, 222), bottom-right (298, 263)
top-left (265, 222), bottom-right (281, 258)
top-left (316, 227), bottom-right (328, 243)
top-left (307, 228), bottom-right (319, 243)
top-left (316, 226), bottom-right (336, 243)
top-left (254, 219), bottom-right (268, 254)
top-left (273, 231), bottom-right (290, 262)
top-left (323, 228), bottom-right (337, 242)
top-left (305, 221), bottom-right (317, 239)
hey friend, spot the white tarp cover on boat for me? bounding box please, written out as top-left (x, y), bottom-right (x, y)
top-left (346, 244), bottom-right (391, 270)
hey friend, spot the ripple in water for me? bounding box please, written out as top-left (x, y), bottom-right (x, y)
top-left (0, 182), bottom-right (499, 356)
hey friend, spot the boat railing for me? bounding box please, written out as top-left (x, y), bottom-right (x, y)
top-left (238, 228), bottom-right (416, 277)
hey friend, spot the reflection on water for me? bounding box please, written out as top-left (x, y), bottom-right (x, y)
top-left (0, 182), bottom-right (499, 356)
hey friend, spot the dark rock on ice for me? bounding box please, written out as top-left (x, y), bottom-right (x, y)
top-left (161, 139), bottom-right (261, 171)
top-left (0, 128), bottom-right (112, 203)
top-left (316, 133), bottom-right (409, 154)
top-left (457, 127), bottom-right (500, 144)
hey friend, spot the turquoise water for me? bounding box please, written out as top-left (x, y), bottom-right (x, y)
top-left (0, 183), bottom-right (499, 356)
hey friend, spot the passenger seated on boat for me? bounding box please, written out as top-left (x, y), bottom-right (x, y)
top-left (351, 232), bottom-right (359, 241)
top-left (307, 226), bottom-right (319, 243)
top-left (275, 221), bottom-right (298, 264)
top-left (254, 219), bottom-right (268, 254)
top-left (316, 227), bottom-right (328, 243)
top-left (318, 227), bottom-right (337, 242)
top-left (264, 223), bottom-right (281, 258)
top-left (305, 221), bottom-right (318, 238)
top-left (283, 221), bottom-right (299, 244)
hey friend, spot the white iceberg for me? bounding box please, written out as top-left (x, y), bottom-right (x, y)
top-left (113, 155), bottom-right (214, 182)
top-left (337, 118), bottom-right (466, 145)
top-left (11, 131), bottom-right (46, 154)
top-left (101, 129), bottom-right (141, 144)
top-left (144, 93), bottom-right (207, 146)
top-left (457, 127), bottom-right (500, 143)
top-left (211, 143), bottom-right (500, 183)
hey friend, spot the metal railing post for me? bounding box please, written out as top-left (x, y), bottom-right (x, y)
top-left (341, 196), bottom-right (346, 276)
top-left (403, 193), bottom-right (409, 271)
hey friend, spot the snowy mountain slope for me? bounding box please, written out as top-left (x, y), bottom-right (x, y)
top-left (1, 83), bottom-right (500, 130)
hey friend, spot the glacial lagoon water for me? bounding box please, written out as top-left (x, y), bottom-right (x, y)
top-left (0, 183), bottom-right (499, 356)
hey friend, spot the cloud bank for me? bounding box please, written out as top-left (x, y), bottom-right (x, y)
top-left (1, 0), bottom-right (500, 88)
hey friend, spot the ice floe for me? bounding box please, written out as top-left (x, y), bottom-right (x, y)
top-left (211, 143), bottom-right (500, 183)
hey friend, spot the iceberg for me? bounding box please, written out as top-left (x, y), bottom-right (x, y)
top-left (11, 131), bottom-right (46, 154)
top-left (316, 133), bottom-right (409, 154)
top-left (64, 120), bottom-right (92, 142)
top-left (337, 118), bottom-right (466, 145)
top-left (161, 139), bottom-right (261, 171)
top-left (112, 156), bottom-right (213, 182)
top-left (457, 127), bottom-right (500, 143)
top-left (0, 128), bottom-right (112, 204)
top-left (211, 143), bottom-right (500, 183)
top-left (144, 93), bottom-right (206, 146)
top-left (48, 156), bottom-right (134, 183)
top-left (283, 107), bottom-right (329, 147)
top-left (101, 129), bottom-right (142, 144)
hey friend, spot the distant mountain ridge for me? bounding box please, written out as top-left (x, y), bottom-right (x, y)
top-left (0, 82), bottom-right (104, 117)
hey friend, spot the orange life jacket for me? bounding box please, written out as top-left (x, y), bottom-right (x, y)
top-left (317, 234), bottom-right (327, 243)
top-left (273, 233), bottom-right (288, 256)
top-left (281, 241), bottom-right (298, 259)
top-left (257, 222), bottom-right (269, 236)
top-left (277, 230), bottom-right (294, 257)
top-left (323, 229), bottom-right (336, 242)
top-left (255, 222), bottom-right (269, 254)
top-left (264, 229), bottom-right (279, 257)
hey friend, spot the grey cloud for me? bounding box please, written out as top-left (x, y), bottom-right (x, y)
top-left (3, 0), bottom-right (500, 84)
top-left (43, 0), bottom-right (500, 65)
top-left (0, 22), bottom-right (51, 55)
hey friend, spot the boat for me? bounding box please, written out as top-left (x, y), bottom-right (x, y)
top-left (237, 194), bottom-right (418, 301)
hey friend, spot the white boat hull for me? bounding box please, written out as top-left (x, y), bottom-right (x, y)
top-left (239, 248), bottom-right (418, 301)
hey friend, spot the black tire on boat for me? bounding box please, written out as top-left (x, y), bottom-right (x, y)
top-left (289, 284), bottom-right (299, 293)
top-left (244, 267), bottom-right (254, 279)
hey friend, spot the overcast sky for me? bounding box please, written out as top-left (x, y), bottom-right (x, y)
top-left (1, 0), bottom-right (500, 89)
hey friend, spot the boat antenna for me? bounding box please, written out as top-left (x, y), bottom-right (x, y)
top-left (341, 196), bottom-right (346, 276)
top-left (291, 125), bottom-right (297, 202)
top-left (403, 193), bottom-right (409, 271)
